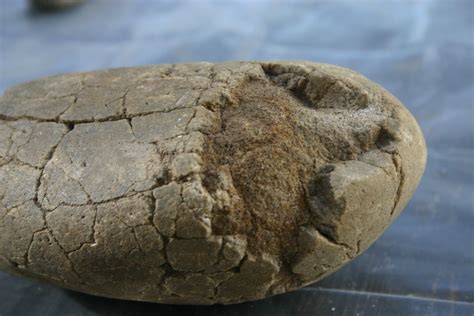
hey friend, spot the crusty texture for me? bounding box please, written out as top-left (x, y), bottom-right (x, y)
top-left (0, 61), bottom-right (427, 304)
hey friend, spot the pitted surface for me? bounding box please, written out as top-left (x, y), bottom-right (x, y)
top-left (0, 61), bottom-right (426, 304)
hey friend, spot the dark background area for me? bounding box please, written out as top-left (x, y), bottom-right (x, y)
top-left (0, 0), bottom-right (473, 315)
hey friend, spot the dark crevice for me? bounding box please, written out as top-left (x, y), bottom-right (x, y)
top-left (389, 153), bottom-right (405, 217)
top-left (306, 165), bottom-right (346, 243)
top-left (0, 104), bottom-right (196, 125)
top-left (375, 124), bottom-right (405, 217)
top-left (260, 63), bottom-right (337, 109)
top-left (376, 126), bottom-right (398, 151)
top-left (65, 122), bottom-right (74, 131)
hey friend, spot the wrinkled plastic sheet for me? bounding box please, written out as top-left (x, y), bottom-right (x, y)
top-left (0, 0), bottom-right (473, 315)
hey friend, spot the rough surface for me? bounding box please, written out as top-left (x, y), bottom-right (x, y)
top-left (0, 61), bottom-right (427, 305)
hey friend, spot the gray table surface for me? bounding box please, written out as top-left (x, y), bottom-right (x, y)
top-left (0, 0), bottom-right (473, 315)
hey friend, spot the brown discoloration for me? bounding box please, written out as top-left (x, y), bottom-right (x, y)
top-left (0, 61), bottom-right (427, 304)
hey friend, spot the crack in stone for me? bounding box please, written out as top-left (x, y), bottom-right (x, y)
top-left (0, 62), bottom-right (424, 304)
top-left (39, 182), bottom-right (167, 212)
top-left (57, 206), bottom-right (99, 254)
top-left (147, 189), bottom-right (160, 234)
top-left (0, 104), bottom-right (197, 125)
top-left (48, 159), bottom-right (93, 205)
top-left (313, 225), bottom-right (353, 258)
top-left (358, 158), bottom-right (394, 178)
top-left (390, 152), bottom-right (405, 217)
top-left (34, 124), bottom-right (73, 213)
top-left (55, 94), bottom-right (78, 122)
top-left (184, 109), bottom-right (197, 132)
top-left (356, 239), bottom-right (362, 255)
top-left (24, 228), bottom-right (47, 266)
top-left (46, 221), bottom-right (85, 284)
top-left (2, 158), bottom-right (42, 171)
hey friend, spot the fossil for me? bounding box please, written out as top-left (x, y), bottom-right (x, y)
top-left (0, 61), bottom-right (427, 304)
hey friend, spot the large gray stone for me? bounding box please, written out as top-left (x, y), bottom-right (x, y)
top-left (0, 61), bottom-right (426, 304)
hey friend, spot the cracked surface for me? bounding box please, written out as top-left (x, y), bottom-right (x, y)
top-left (0, 61), bottom-right (427, 305)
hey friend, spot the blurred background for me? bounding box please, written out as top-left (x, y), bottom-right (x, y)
top-left (0, 0), bottom-right (473, 315)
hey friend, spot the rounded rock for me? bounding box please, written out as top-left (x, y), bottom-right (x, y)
top-left (0, 61), bottom-right (427, 304)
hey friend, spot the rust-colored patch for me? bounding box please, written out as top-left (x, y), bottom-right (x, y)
top-left (203, 77), bottom-right (320, 259)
